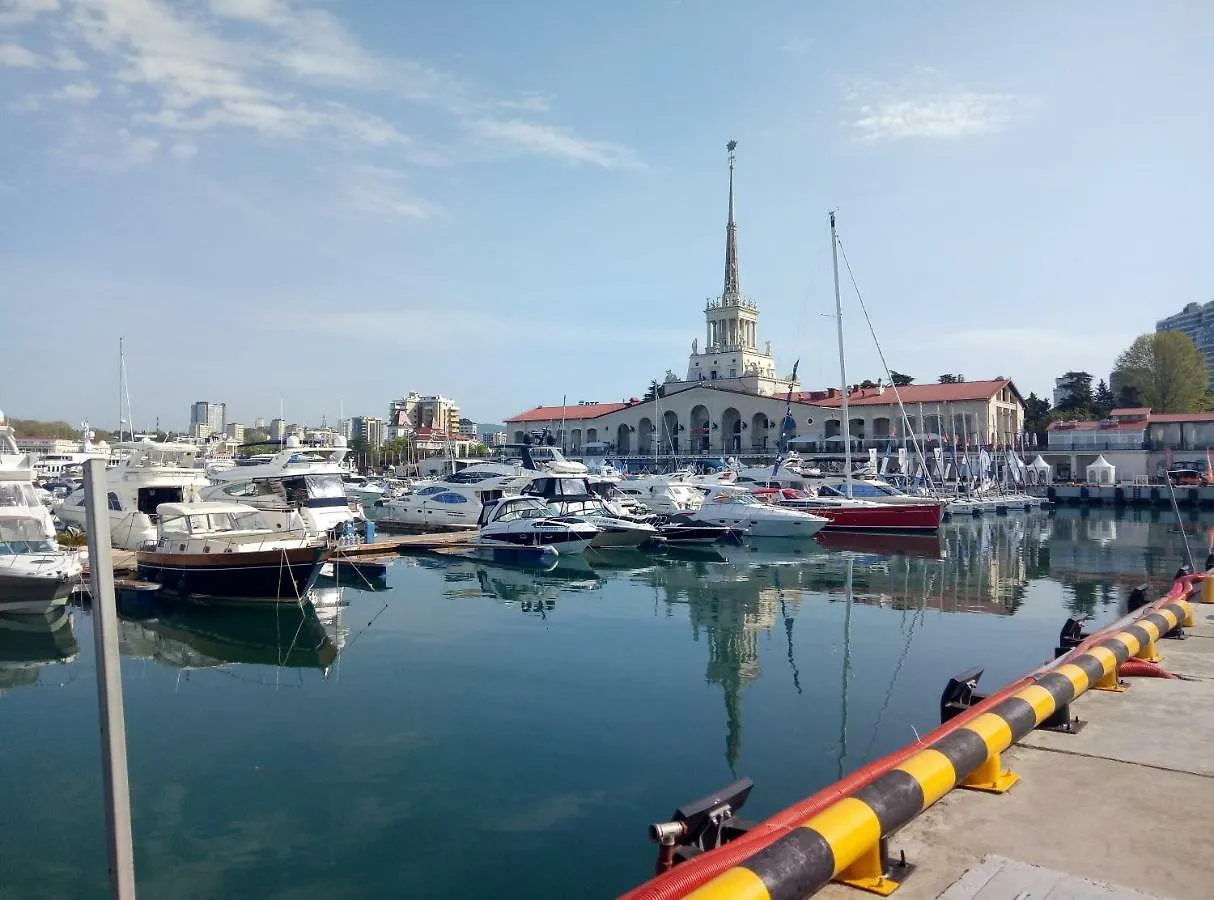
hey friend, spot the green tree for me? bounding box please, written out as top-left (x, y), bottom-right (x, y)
top-left (1054, 371), bottom-right (1093, 414)
top-left (889, 371), bottom-right (914, 386)
top-left (1113, 332), bottom-right (1210, 413)
top-left (642, 380), bottom-right (666, 402)
top-left (243, 428), bottom-right (269, 444)
top-left (1023, 393), bottom-right (1052, 443)
top-left (1092, 379), bottom-right (1114, 418)
top-left (858, 379), bottom-right (878, 389)
top-left (937, 374), bottom-right (965, 384)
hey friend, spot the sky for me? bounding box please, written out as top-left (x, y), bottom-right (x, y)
top-left (2, 1), bottom-right (1213, 430)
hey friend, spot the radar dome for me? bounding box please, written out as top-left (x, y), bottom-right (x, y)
top-left (285, 435), bottom-right (302, 449)
top-left (334, 435), bottom-right (347, 448)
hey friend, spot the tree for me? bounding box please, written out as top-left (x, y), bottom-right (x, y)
top-left (1112, 331), bottom-right (1211, 413)
top-left (642, 380), bottom-right (665, 402)
top-left (937, 374), bottom-right (965, 384)
top-left (1054, 371), bottom-right (1093, 415)
top-left (1092, 379), bottom-right (1114, 418)
top-left (243, 428), bottom-right (269, 444)
top-left (889, 371), bottom-right (914, 387)
top-left (1023, 393), bottom-right (1052, 443)
top-left (858, 379), bottom-right (879, 389)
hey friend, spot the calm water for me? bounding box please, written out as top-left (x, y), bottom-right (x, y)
top-left (1, 509), bottom-right (1206, 898)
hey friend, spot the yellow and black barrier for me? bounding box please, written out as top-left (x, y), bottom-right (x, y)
top-left (685, 596), bottom-right (1193, 900)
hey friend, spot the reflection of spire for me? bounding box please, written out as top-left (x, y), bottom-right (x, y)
top-left (723, 140), bottom-right (740, 301)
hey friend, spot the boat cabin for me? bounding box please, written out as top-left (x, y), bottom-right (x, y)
top-left (157, 502), bottom-right (272, 540)
top-left (477, 496), bottom-right (554, 528)
top-left (0, 512), bottom-right (55, 553)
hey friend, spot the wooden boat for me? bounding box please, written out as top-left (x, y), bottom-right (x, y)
top-left (136, 502), bottom-right (327, 601)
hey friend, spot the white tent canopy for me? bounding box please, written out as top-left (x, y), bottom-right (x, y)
top-left (1086, 455), bottom-right (1116, 485)
top-left (1028, 455), bottom-right (1052, 485)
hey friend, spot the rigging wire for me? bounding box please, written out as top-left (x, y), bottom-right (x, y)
top-left (834, 233), bottom-right (939, 497)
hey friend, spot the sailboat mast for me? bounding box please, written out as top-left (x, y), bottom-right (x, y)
top-left (830, 211), bottom-right (853, 498)
top-left (117, 337), bottom-right (123, 442)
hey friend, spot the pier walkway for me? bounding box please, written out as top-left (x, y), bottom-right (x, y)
top-left (819, 604), bottom-right (1214, 900)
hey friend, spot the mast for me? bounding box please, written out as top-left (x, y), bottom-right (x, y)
top-left (117, 337), bottom-right (123, 443)
top-left (830, 211), bottom-right (853, 498)
top-left (724, 140), bottom-right (740, 300)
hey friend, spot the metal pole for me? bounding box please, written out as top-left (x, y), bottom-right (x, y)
top-left (83, 458), bottom-right (137, 899)
top-left (830, 211), bottom-right (853, 498)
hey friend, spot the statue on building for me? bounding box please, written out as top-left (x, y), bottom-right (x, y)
top-left (765, 340), bottom-right (771, 356)
top-left (664, 369), bottom-right (678, 383)
top-left (692, 338), bottom-right (698, 355)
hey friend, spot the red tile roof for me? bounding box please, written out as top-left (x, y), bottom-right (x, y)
top-left (1146, 412), bottom-right (1214, 423)
top-left (794, 379), bottom-right (1019, 407)
top-left (506, 403), bottom-right (630, 423)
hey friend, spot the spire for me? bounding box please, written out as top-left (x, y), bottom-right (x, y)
top-left (723, 139), bottom-right (740, 301)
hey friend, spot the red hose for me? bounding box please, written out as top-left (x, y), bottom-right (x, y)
top-left (1119, 659), bottom-right (1177, 679)
top-left (621, 574), bottom-right (1201, 900)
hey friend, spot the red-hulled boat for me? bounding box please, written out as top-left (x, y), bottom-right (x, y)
top-left (752, 487), bottom-right (943, 532)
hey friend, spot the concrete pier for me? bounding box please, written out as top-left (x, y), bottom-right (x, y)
top-left (819, 604), bottom-right (1214, 900)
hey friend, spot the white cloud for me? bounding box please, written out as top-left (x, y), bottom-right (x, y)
top-left (57, 124), bottom-right (160, 170)
top-left (844, 73), bottom-right (1029, 142)
top-left (494, 91), bottom-right (552, 113)
top-left (0, 0), bottom-right (58, 28)
top-left (50, 46), bottom-right (86, 70)
top-left (469, 118), bottom-right (642, 169)
top-left (0, 41), bottom-right (40, 67)
top-left (49, 80), bottom-right (99, 102)
top-left (341, 165), bottom-right (440, 220)
top-left (169, 141), bottom-right (196, 159)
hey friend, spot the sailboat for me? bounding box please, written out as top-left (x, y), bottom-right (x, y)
top-left (762, 212), bottom-right (942, 533)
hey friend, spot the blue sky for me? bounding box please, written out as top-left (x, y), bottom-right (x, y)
top-left (3, 1), bottom-right (1213, 430)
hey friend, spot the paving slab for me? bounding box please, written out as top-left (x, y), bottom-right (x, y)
top-left (936, 855), bottom-right (1170, 900)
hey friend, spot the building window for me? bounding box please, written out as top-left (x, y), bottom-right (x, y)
top-left (729, 368), bottom-right (736, 378)
top-left (711, 371), bottom-right (717, 379)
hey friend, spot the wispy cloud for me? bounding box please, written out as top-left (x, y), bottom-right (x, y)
top-left (0, 41), bottom-right (40, 66)
top-left (843, 72), bottom-right (1030, 142)
top-left (340, 165), bottom-right (442, 221)
top-left (0, 0), bottom-right (58, 29)
top-left (468, 118), bottom-right (643, 169)
top-left (48, 80), bottom-right (98, 103)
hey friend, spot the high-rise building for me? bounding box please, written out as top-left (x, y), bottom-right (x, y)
top-left (228, 423), bottom-right (246, 442)
top-left (254, 417), bottom-right (267, 429)
top-left (190, 401), bottom-right (226, 435)
top-left (1157, 301), bottom-right (1214, 388)
top-left (458, 418), bottom-right (479, 439)
top-left (389, 393), bottom-right (461, 437)
top-left (351, 415), bottom-right (386, 448)
top-left (269, 418), bottom-right (287, 441)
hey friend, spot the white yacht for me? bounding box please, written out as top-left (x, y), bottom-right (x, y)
top-left (689, 484), bottom-right (829, 538)
top-left (202, 436), bottom-right (365, 541)
top-left (58, 440), bottom-right (209, 550)
top-left (520, 474), bottom-right (659, 548)
top-left (473, 496), bottom-right (598, 555)
top-left (614, 476), bottom-right (707, 516)
top-left (372, 469), bottom-right (517, 530)
top-left (0, 410), bottom-right (83, 613)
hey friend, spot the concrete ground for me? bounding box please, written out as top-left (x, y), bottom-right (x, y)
top-left (819, 602), bottom-right (1214, 900)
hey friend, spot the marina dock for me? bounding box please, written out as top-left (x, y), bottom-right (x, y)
top-left (851, 598), bottom-right (1214, 900)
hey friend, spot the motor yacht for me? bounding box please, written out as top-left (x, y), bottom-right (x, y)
top-left (58, 439), bottom-right (210, 550)
top-left (613, 477), bottom-right (706, 516)
top-left (752, 486), bottom-right (942, 532)
top-left (689, 484), bottom-right (828, 538)
top-left (520, 474), bottom-right (659, 548)
top-left (473, 496), bottom-right (599, 555)
top-left (137, 501), bottom-right (328, 601)
top-left (372, 470), bottom-right (516, 530)
top-left (202, 436), bottom-right (365, 542)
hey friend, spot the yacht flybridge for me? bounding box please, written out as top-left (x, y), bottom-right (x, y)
top-left (202, 436), bottom-right (365, 541)
top-left (57, 439), bottom-right (209, 550)
top-left (473, 496), bottom-right (599, 555)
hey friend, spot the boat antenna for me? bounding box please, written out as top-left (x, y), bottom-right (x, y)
top-left (829, 211), bottom-right (853, 499)
top-left (118, 337), bottom-right (133, 444)
top-left (774, 359), bottom-right (799, 478)
top-left (834, 232), bottom-right (939, 498)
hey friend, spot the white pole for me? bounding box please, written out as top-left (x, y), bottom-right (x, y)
top-left (83, 458), bottom-right (136, 899)
top-left (830, 211), bottom-right (853, 498)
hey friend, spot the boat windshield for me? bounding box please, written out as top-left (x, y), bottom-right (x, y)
top-left (162, 510), bottom-right (268, 535)
top-left (0, 516), bottom-right (53, 551)
top-left (0, 482), bottom-right (41, 508)
top-left (710, 492), bottom-right (759, 506)
top-left (281, 474), bottom-right (348, 507)
top-left (492, 499), bottom-right (552, 522)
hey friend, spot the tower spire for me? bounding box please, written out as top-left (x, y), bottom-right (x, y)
top-left (723, 139), bottom-right (740, 302)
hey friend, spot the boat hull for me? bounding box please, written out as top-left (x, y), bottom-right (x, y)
top-left (0, 570), bottom-right (75, 615)
top-left (472, 533), bottom-right (593, 556)
top-left (136, 546), bottom-right (327, 601)
top-left (805, 502), bottom-right (942, 532)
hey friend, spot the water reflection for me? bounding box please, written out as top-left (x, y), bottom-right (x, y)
top-left (0, 607), bottom-right (79, 693)
top-left (117, 588), bottom-right (346, 672)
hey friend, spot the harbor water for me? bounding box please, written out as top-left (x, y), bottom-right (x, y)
top-left (0, 509), bottom-right (1205, 898)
